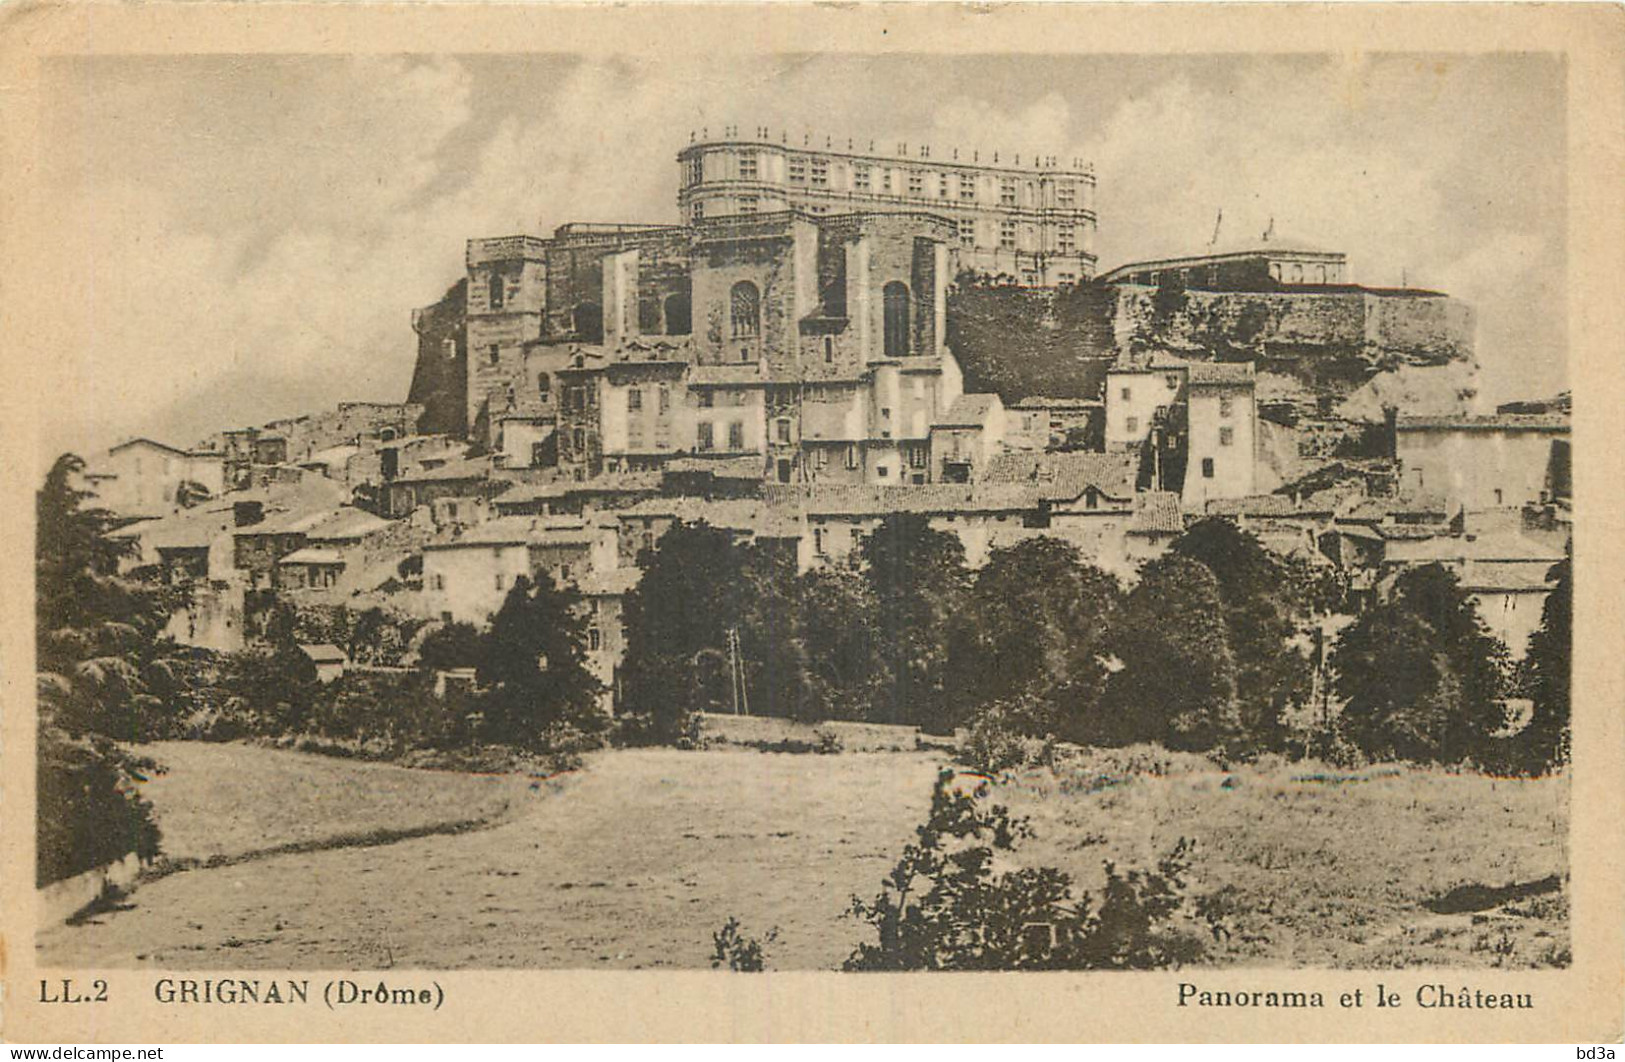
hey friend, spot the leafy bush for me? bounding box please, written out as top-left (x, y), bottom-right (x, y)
top-left (845, 769), bottom-right (1205, 970)
top-left (37, 732), bottom-right (162, 887)
top-left (960, 702), bottom-right (1050, 777)
top-left (711, 917), bottom-right (779, 972)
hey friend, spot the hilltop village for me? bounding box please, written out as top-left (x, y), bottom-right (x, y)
top-left (84, 130), bottom-right (1572, 712)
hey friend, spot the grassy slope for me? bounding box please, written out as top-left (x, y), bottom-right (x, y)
top-left (129, 741), bottom-right (530, 865)
top-left (40, 743), bottom-right (1567, 970)
top-left (991, 746), bottom-right (1569, 969)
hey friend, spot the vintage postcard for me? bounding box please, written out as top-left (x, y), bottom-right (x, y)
top-left (2, 1), bottom-right (1621, 1045)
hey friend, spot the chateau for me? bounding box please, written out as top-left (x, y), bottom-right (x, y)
top-left (87, 128), bottom-right (1569, 708)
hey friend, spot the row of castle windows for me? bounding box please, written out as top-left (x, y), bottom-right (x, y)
top-left (702, 150), bottom-right (1081, 210)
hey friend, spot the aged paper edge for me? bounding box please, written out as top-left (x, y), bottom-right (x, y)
top-left (0, 1), bottom-right (1621, 1044)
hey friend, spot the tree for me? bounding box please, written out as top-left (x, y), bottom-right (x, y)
top-left (417, 621), bottom-right (484, 672)
top-left (1170, 518), bottom-right (1313, 751)
top-left (35, 454), bottom-right (181, 739)
top-left (1331, 604), bottom-right (1461, 763)
top-left (1517, 556), bottom-right (1571, 772)
top-left (1098, 555), bottom-right (1239, 751)
top-left (619, 521), bottom-right (756, 740)
top-left (947, 537), bottom-right (1120, 737)
top-left (476, 573), bottom-right (605, 748)
top-left (845, 770), bottom-right (1204, 970)
top-left (857, 514), bottom-right (970, 729)
top-left (1390, 564), bottom-right (1510, 761)
top-left (788, 567), bottom-right (888, 722)
top-left (34, 454), bottom-right (175, 883)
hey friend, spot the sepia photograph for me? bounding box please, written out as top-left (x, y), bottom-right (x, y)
top-left (3, 1), bottom-right (1621, 1045)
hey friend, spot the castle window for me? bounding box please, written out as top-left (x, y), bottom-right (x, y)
top-left (1219, 396), bottom-right (1234, 417)
top-left (999, 177), bottom-right (1017, 206)
top-left (1126, 416), bottom-right (1138, 435)
top-left (663, 292), bottom-right (692, 335)
top-left (728, 421), bottom-right (745, 450)
top-left (538, 375), bottom-right (551, 401)
top-left (845, 444), bottom-right (858, 470)
top-left (658, 386), bottom-right (670, 413)
top-left (1202, 458), bottom-right (1215, 479)
top-left (628, 388), bottom-right (643, 412)
top-left (1220, 427), bottom-right (1234, 447)
top-left (814, 527), bottom-right (826, 555)
top-left (775, 417), bottom-right (792, 444)
top-left (573, 302), bottom-right (603, 343)
top-left (730, 281), bottom-right (760, 338)
top-left (881, 170), bottom-right (892, 193)
top-left (737, 196), bottom-right (758, 216)
top-left (589, 627), bottom-right (601, 652)
top-left (823, 336), bottom-right (834, 363)
top-left (999, 220), bottom-right (1016, 250)
top-left (739, 151), bottom-right (758, 180)
top-left (571, 427), bottom-right (586, 451)
top-left (937, 173), bottom-right (950, 199)
top-left (854, 165), bottom-right (871, 192)
top-left (788, 156), bottom-right (806, 183)
top-left (690, 200), bottom-right (704, 224)
top-left (959, 176), bottom-right (976, 201)
top-left (1058, 226), bottom-right (1076, 254)
top-left (883, 281), bottom-right (911, 358)
top-left (697, 391), bottom-right (713, 409)
top-left (959, 217), bottom-right (976, 247)
top-left (809, 159), bottom-right (829, 188)
top-left (489, 271), bottom-right (505, 311)
top-left (908, 171), bottom-right (925, 196)
top-left (697, 422), bottom-right (714, 451)
top-left (1057, 181), bottom-right (1075, 207)
top-left (1121, 386), bottom-right (1133, 401)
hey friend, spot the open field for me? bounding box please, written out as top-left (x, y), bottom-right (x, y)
top-left (125, 741), bottom-right (532, 865)
top-left (995, 747), bottom-right (1570, 969)
top-left (38, 741), bottom-right (1567, 970)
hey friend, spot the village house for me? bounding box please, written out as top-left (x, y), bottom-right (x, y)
top-left (82, 438), bottom-right (228, 518)
top-left (1394, 412), bottom-right (1570, 513)
top-left (419, 515), bottom-right (619, 625)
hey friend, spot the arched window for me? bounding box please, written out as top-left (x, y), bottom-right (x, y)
top-left (664, 292), bottom-right (692, 336)
top-left (883, 281), bottom-right (911, 358)
top-left (574, 302), bottom-right (603, 344)
top-left (489, 271), bottom-right (505, 311)
top-left (730, 281), bottom-right (760, 338)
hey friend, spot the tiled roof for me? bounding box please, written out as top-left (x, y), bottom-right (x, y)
top-left (1341, 492), bottom-right (1450, 523)
top-left (664, 455), bottom-right (764, 479)
top-left (578, 568), bottom-right (644, 596)
top-left (279, 547), bottom-right (345, 566)
top-left (299, 643), bottom-right (347, 663)
top-left (796, 484), bottom-right (1045, 517)
top-left (425, 515), bottom-right (612, 550)
top-left (1009, 397), bottom-right (1101, 410)
top-left (1130, 492), bottom-right (1185, 535)
top-left (392, 455), bottom-right (493, 484)
top-left (1184, 361), bottom-right (1256, 387)
top-left (933, 394), bottom-right (1002, 429)
top-left (1395, 413), bottom-right (1569, 432)
top-left (1204, 494), bottom-right (1334, 518)
top-left (982, 451), bottom-right (1139, 501)
top-left (306, 508), bottom-right (394, 541)
top-left (689, 364), bottom-right (768, 387)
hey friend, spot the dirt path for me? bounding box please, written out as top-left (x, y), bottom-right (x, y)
top-left (38, 748), bottom-right (947, 970)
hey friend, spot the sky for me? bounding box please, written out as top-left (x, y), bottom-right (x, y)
top-left (34, 51), bottom-right (1567, 461)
